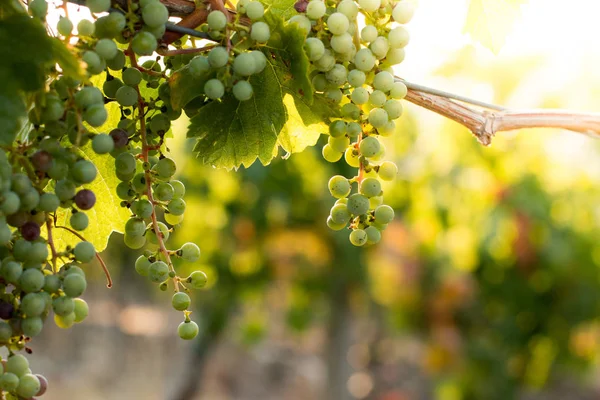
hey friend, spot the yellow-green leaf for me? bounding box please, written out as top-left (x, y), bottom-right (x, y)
top-left (463, 0), bottom-right (527, 54)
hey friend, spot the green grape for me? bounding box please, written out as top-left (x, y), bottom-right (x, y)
top-left (122, 68), bottom-right (143, 86)
top-left (311, 74), bottom-right (327, 92)
top-left (358, 0), bottom-right (380, 12)
top-left (21, 293), bottom-right (45, 317)
top-left (306, 0), bottom-right (326, 19)
top-left (103, 78), bottom-right (123, 98)
top-left (314, 49), bottom-right (335, 72)
top-left (187, 270), bottom-right (208, 289)
top-left (204, 79), bottom-right (224, 100)
top-left (20, 268), bottom-right (45, 292)
top-left (325, 64), bottom-right (347, 86)
top-left (53, 296), bottom-right (75, 316)
top-left (337, 0), bottom-right (358, 18)
top-left (250, 21), bottom-right (270, 43)
top-left (0, 321), bottom-right (12, 341)
top-left (146, 222), bottom-right (170, 245)
top-left (153, 158), bottom-right (176, 179)
top-left (1, 191), bottom-right (20, 214)
top-left (150, 114), bottom-right (171, 133)
top-left (330, 32), bottom-right (353, 54)
top-left (347, 193), bottom-right (369, 215)
top-left (163, 213), bottom-right (182, 226)
top-left (115, 152), bottom-right (137, 175)
top-left (22, 317), bottom-right (43, 337)
top-left (134, 198), bottom-right (154, 218)
top-left (246, 1), bottom-right (264, 20)
top-left (73, 241), bottom-right (95, 263)
top-left (250, 50), bottom-right (267, 73)
top-left (29, 241), bottom-right (49, 262)
top-left (207, 10), bottom-right (227, 31)
top-left (354, 48), bottom-right (376, 71)
top-left (54, 312), bottom-right (76, 329)
top-left (349, 229), bottom-right (368, 246)
top-left (361, 25), bottom-right (377, 43)
top-left (368, 108), bottom-right (388, 128)
top-left (384, 99), bottom-right (403, 120)
top-left (344, 148), bottom-right (360, 167)
top-left (38, 192), bottom-right (59, 212)
top-left (0, 223), bottom-right (11, 246)
top-left (369, 195), bottom-right (383, 209)
top-left (359, 136), bottom-right (381, 157)
top-left (208, 46), bottom-right (229, 68)
top-left (180, 242), bottom-right (201, 262)
top-left (370, 36), bottom-right (389, 59)
top-left (304, 38), bottom-right (325, 61)
top-left (63, 273), bottom-right (87, 297)
top-left (327, 12), bottom-right (349, 35)
top-left (13, 240), bottom-right (31, 261)
top-left (389, 26), bottom-right (410, 48)
top-left (87, 0), bottom-right (110, 13)
top-left (149, 261), bottom-right (169, 283)
top-left (359, 177), bottom-right (381, 197)
top-left (75, 86), bottom-right (103, 109)
top-left (73, 298), bottom-right (89, 322)
top-left (154, 182), bottom-right (174, 201)
top-left (328, 175), bottom-right (351, 199)
top-left (107, 50), bottom-right (126, 70)
top-left (95, 38), bottom-right (118, 60)
top-left (326, 89), bottom-right (343, 103)
top-left (341, 103), bottom-right (360, 120)
top-left (57, 17), bottom-right (73, 36)
top-left (0, 373), bottom-right (19, 392)
top-left (29, 0), bottom-right (48, 19)
top-left (84, 104), bottom-right (108, 127)
top-left (82, 51), bottom-right (105, 75)
top-left (288, 15), bottom-right (311, 35)
top-left (365, 226), bottom-right (381, 244)
top-left (389, 82), bottom-right (407, 99)
top-left (351, 87), bottom-right (369, 105)
top-left (328, 136), bottom-right (350, 153)
top-left (233, 53), bottom-right (256, 77)
top-left (125, 218), bottom-right (146, 237)
top-left (386, 48), bottom-right (405, 65)
top-left (378, 120), bottom-right (395, 136)
top-left (329, 120), bottom-right (347, 138)
top-left (322, 145), bottom-right (342, 163)
top-left (116, 182), bottom-right (134, 200)
top-left (178, 320), bottom-right (199, 340)
top-left (44, 274), bottom-right (61, 293)
top-left (6, 355), bottom-right (29, 377)
top-left (167, 198), bottom-right (186, 216)
top-left (132, 32), bottom-right (158, 56)
top-left (233, 80), bottom-right (254, 101)
top-left (116, 85), bottom-right (138, 107)
top-left (374, 204), bottom-right (394, 224)
top-left (392, 1), bottom-right (416, 24)
top-left (72, 160), bottom-right (97, 184)
top-left (124, 233), bottom-right (146, 249)
top-left (135, 256), bottom-right (151, 277)
top-left (1, 261), bottom-right (22, 284)
top-left (373, 71), bottom-right (394, 92)
top-left (327, 216), bottom-right (347, 231)
top-left (132, 174), bottom-right (147, 194)
top-left (172, 292), bottom-right (191, 311)
top-left (77, 19), bottom-right (95, 36)
top-left (92, 133), bottom-right (115, 154)
top-left (330, 203), bottom-right (351, 224)
top-left (142, 2), bottom-right (169, 27)
top-left (16, 373), bottom-right (40, 398)
top-left (189, 56), bottom-right (210, 77)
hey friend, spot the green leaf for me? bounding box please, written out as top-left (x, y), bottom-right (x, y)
top-left (168, 66), bottom-right (211, 111)
top-left (463, 0), bottom-right (527, 54)
top-left (50, 38), bottom-right (86, 80)
top-left (262, 0), bottom-right (298, 20)
top-left (48, 144), bottom-right (131, 253)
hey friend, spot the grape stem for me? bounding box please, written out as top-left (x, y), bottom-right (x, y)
top-left (46, 219), bottom-right (58, 273)
top-left (157, 44), bottom-right (217, 56)
top-left (127, 47), bottom-right (181, 292)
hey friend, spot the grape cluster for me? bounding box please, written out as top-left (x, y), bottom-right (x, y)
top-left (290, 0), bottom-right (414, 244)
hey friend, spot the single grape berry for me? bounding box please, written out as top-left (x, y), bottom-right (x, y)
top-left (233, 80), bottom-right (254, 101)
top-left (110, 128), bottom-right (129, 148)
top-left (359, 178), bottom-right (382, 198)
top-left (73, 298), bottom-right (89, 322)
top-left (92, 133), bottom-right (115, 154)
top-left (179, 242), bottom-right (201, 262)
top-left (135, 255), bottom-right (151, 276)
top-left (74, 189), bottom-right (96, 210)
top-left (178, 320), bottom-right (199, 340)
top-left (172, 292), bottom-right (191, 311)
top-left (31, 150), bottom-right (52, 172)
top-left (347, 193), bottom-right (369, 215)
top-left (374, 204), bottom-right (394, 224)
top-left (0, 302), bottom-right (14, 320)
top-left (328, 175), bottom-right (351, 199)
top-left (73, 241), bottom-right (95, 263)
top-left (148, 261), bottom-right (169, 283)
top-left (21, 222), bottom-right (41, 241)
top-left (70, 212), bottom-right (89, 231)
top-left (187, 271), bottom-right (208, 289)
top-left (207, 10), bottom-right (227, 30)
top-left (349, 229), bottom-right (368, 246)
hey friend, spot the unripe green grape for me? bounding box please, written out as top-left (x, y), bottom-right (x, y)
top-left (386, 48), bottom-right (405, 65)
top-left (359, 177), bottom-right (381, 197)
top-left (135, 255), bottom-right (151, 276)
top-left (167, 198), bottom-right (186, 216)
top-left (77, 19), bottom-right (95, 36)
top-left (164, 212), bottom-right (184, 226)
top-left (330, 203), bottom-right (351, 224)
top-left (72, 159), bottom-right (97, 184)
top-left (154, 182), bottom-right (174, 201)
top-left (341, 103), bottom-right (360, 120)
top-left (306, 0), bottom-right (326, 19)
top-left (233, 80), bottom-right (254, 101)
top-left (172, 292), bottom-right (191, 311)
top-left (82, 51), bottom-right (105, 75)
top-left (359, 136), bottom-right (381, 158)
top-left (178, 320), bottom-right (199, 340)
top-left (368, 107), bottom-right (388, 128)
top-left (370, 36), bottom-right (389, 59)
top-left (329, 120), bottom-right (347, 138)
top-left (347, 70), bottom-right (365, 88)
top-left (330, 32), bottom-right (353, 54)
top-left (107, 50), bottom-right (126, 70)
top-left (87, 0), bottom-right (110, 13)
top-left (149, 261), bottom-right (169, 283)
top-left (344, 148), bottom-right (360, 167)
top-left (374, 204), bottom-right (394, 224)
top-left (152, 158), bottom-right (175, 180)
top-left (0, 372), bottom-right (19, 392)
top-left (326, 89), bottom-right (343, 103)
top-left (13, 239), bottom-right (32, 261)
top-left (29, 0), bottom-right (48, 19)
top-left (21, 293), bottom-right (45, 317)
top-left (92, 133), bottom-right (115, 154)
top-left (73, 298), bottom-right (89, 322)
top-left (327, 216), bottom-right (347, 231)
top-left (325, 64), bottom-right (347, 86)
top-left (57, 17), bottom-right (73, 36)
top-left (150, 114), bottom-right (171, 133)
top-left (322, 145), bottom-right (342, 163)
top-left (125, 218), bottom-right (146, 237)
top-left (288, 15), bottom-right (312, 36)
top-left (365, 226), bottom-right (381, 244)
top-left (116, 153), bottom-right (137, 175)
top-left (207, 10), bottom-right (227, 30)
top-left (378, 120), bottom-right (396, 136)
top-left (103, 78), bottom-right (123, 98)
top-left (146, 222), bottom-right (170, 245)
top-left (390, 82), bottom-right (408, 100)
top-left (63, 273), bottom-right (87, 297)
top-left (389, 26), bottom-right (410, 48)
top-left (132, 31), bottom-right (157, 55)
top-left (251, 21), bottom-right (270, 43)
top-left (84, 104), bottom-right (108, 127)
top-left (116, 85), bottom-right (138, 107)
top-left (54, 312), bottom-right (76, 329)
top-left (204, 79), bottom-right (224, 100)
top-left (177, 242), bottom-right (200, 263)
top-left (20, 268), bottom-right (45, 292)
top-left (337, 0), bottom-right (358, 17)
top-left (75, 86), bottom-right (103, 109)
top-left (373, 71), bottom-right (394, 92)
top-left (359, 0), bottom-right (380, 11)
top-left (328, 175), bottom-right (351, 198)
top-left (327, 12), bottom-right (349, 35)
top-left (328, 136), bottom-right (350, 153)
top-left (354, 48), bottom-right (376, 71)
top-left (123, 68), bottom-right (143, 86)
top-left (361, 25), bottom-right (377, 43)
top-left (384, 99), bottom-right (403, 119)
top-left (95, 38), bottom-right (118, 60)
top-left (44, 274), bottom-right (61, 293)
top-left (1, 191), bottom-right (20, 214)
top-left (351, 87), bottom-right (369, 105)
top-left (349, 229), bottom-right (368, 246)
top-left (22, 317), bottom-right (43, 337)
top-left (347, 193), bottom-right (370, 215)
top-left (0, 223), bottom-right (11, 246)
top-left (0, 321), bottom-right (12, 341)
top-left (142, 2), bottom-right (169, 27)
top-left (189, 56), bottom-right (210, 77)
top-left (73, 241), bottom-right (95, 263)
top-left (250, 50), bottom-right (267, 73)
top-left (131, 173), bottom-right (147, 193)
top-left (392, 1), bottom-right (416, 24)
top-left (304, 37), bottom-right (325, 61)
top-left (187, 270), bottom-right (208, 289)
top-left (1, 261), bottom-right (22, 284)
top-left (134, 198), bottom-right (154, 218)
top-left (314, 49), bottom-right (335, 72)
top-left (6, 355), bottom-right (28, 377)
top-left (233, 53), bottom-right (256, 76)
top-left (70, 212), bottom-right (89, 231)
top-left (369, 195), bottom-right (383, 209)
top-left (246, 1), bottom-right (264, 20)
top-left (20, 189), bottom-right (40, 211)
top-left (311, 74), bottom-right (327, 91)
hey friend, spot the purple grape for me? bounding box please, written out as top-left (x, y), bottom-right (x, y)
top-left (36, 374), bottom-right (48, 396)
top-left (74, 189), bottom-right (96, 210)
top-left (110, 128), bottom-right (129, 149)
top-left (21, 222), bottom-right (41, 241)
top-left (31, 150), bottom-right (52, 173)
top-left (294, 0), bottom-right (308, 12)
top-left (0, 302), bottom-right (14, 320)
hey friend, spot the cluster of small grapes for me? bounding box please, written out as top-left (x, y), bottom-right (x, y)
top-left (289, 0), bottom-right (415, 245)
top-left (182, 0), bottom-right (271, 101)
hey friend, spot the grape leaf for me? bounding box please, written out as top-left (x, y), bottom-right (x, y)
top-left (262, 0), bottom-right (299, 20)
top-left (463, 0), bottom-right (527, 54)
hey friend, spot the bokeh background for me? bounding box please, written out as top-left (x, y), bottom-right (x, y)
top-left (32, 0), bottom-right (600, 399)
